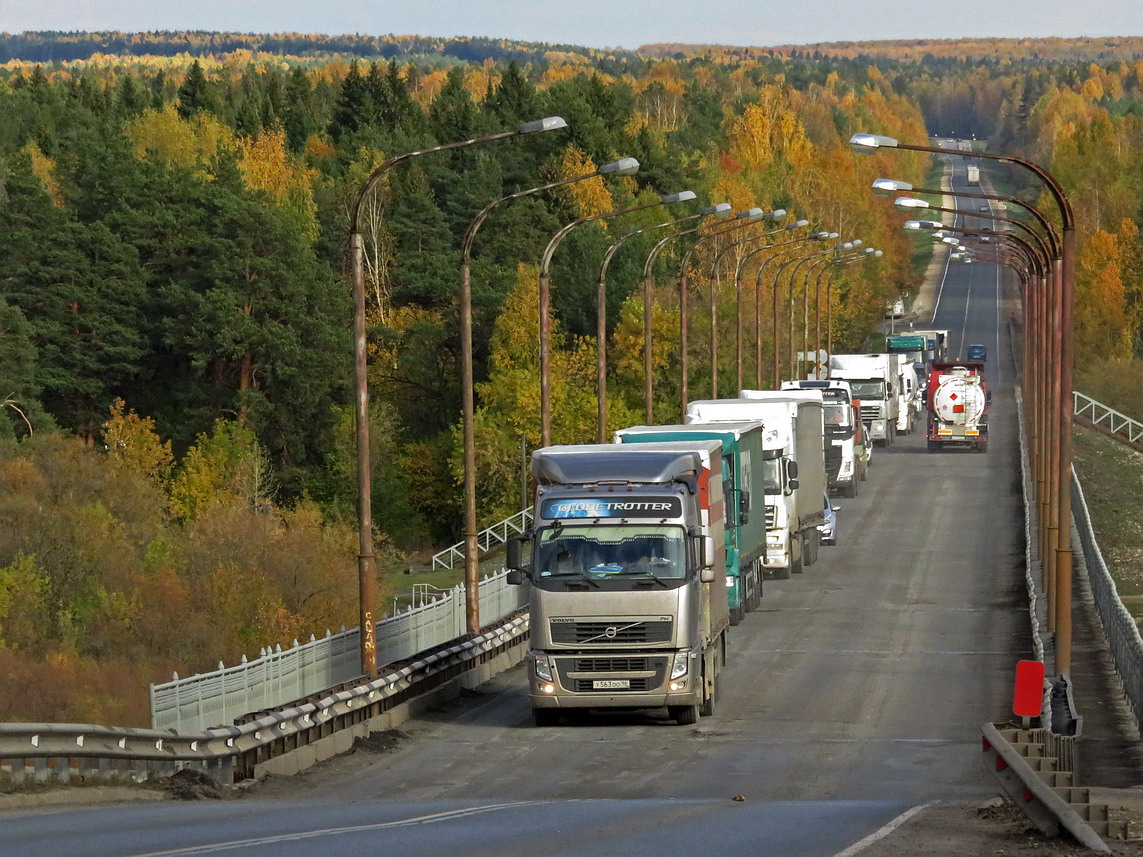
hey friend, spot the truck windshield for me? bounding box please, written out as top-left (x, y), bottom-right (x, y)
top-left (762, 457), bottom-right (782, 495)
top-left (535, 524), bottom-right (688, 588)
top-left (848, 380), bottom-right (885, 400)
top-left (823, 403), bottom-right (851, 428)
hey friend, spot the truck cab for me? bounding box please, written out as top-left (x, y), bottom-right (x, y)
top-left (508, 444), bottom-right (729, 726)
top-left (777, 380), bottom-right (861, 497)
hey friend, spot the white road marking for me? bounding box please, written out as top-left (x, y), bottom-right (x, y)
top-left (830, 801), bottom-right (934, 857)
top-left (124, 801), bottom-right (556, 856)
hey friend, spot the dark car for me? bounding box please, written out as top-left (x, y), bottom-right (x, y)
top-left (966, 344), bottom-right (987, 361)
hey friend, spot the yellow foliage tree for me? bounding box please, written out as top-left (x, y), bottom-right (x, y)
top-left (101, 398), bottom-right (173, 484)
top-left (554, 146), bottom-right (616, 219)
top-left (125, 102), bottom-right (236, 178)
top-left (237, 126), bottom-right (319, 242)
top-left (22, 141), bottom-right (62, 206)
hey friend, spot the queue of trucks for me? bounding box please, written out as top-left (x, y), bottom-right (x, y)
top-left (504, 335), bottom-right (988, 726)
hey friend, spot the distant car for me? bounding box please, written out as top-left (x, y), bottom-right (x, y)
top-left (966, 343), bottom-right (987, 361)
top-left (819, 493), bottom-right (838, 546)
top-left (978, 205), bottom-right (990, 213)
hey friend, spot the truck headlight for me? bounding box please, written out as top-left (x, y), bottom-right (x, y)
top-left (670, 652), bottom-right (689, 680)
top-left (725, 575), bottom-right (735, 589)
top-left (534, 656), bottom-right (553, 682)
top-left (766, 534), bottom-right (782, 544)
top-left (839, 459), bottom-right (853, 478)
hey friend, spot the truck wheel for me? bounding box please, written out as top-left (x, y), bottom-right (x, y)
top-left (533, 708), bottom-right (560, 727)
top-left (772, 563), bottom-right (791, 580)
top-left (729, 606), bottom-right (743, 626)
top-left (927, 440), bottom-right (939, 453)
top-left (670, 704), bottom-right (699, 725)
top-left (859, 462), bottom-right (868, 481)
top-left (843, 480), bottom-right (858, 498)
top-left (976, 440), bottom-right (988, 453)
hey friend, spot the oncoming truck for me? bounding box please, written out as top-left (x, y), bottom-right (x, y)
top-left (616, 421), bottom-right (767, 625)
top-left (506, 443), bottom-right (729, 726)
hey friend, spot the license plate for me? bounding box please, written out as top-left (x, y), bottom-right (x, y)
top-left (593, 679), bottom-right (630, 690)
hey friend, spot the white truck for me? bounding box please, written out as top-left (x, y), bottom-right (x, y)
top-left (828, 353), bottom-right (900, 445)
top-left (685, 395), bottom-right (826, 580)
top-left (966, 163), bottom-right (980, 185)
top-left (893, 353), bottom-right (919, 435)
top-left (777, 380), bottom-right (864, 497)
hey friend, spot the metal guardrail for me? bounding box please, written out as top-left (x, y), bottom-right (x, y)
top-left (1071, 468), bottom-right (1143, 737)
top-left (431, 507), bottom-right (533, 569)
top-left (981, 722), bottom-right (1109, 852)
top-left (1074, 391), bottom-right (1143, 445)
top-left (1, 616), bottom-right (529, 785)
top-left (150, 568), bottom-right (524, 733)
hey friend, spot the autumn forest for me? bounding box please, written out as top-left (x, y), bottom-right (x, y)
top-left (1, 31), bottom-right (1141, 724)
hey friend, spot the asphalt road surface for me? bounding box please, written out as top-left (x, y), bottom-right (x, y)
top-left (0, 157), bottom-right (1040, 856)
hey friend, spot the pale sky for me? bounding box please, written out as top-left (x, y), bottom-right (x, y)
top-left (2, 1), bottom-right (1142, 50)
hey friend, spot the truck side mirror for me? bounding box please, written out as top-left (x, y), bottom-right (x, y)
top-left (506, 569), bottom-right (525, 586)
top-left (700, 568), bottom-right (716, 584)
top-left (698, 534), bottom-right (715, 571)
top-left (506, 535), bottom-right (525, 572)
top-left (789, 479), bottom-right (800, 490)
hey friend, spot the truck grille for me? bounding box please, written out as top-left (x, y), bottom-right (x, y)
top-left (550, 620), bottom-right (673, 644)
top-left (574, 657), bottom-right (650, 671)
top-left (860, 404), bottom-right (881, 421)
top-left (557, 656), bottom-right (668, 693)
top-left (765, 505), bottom-right (777, 528)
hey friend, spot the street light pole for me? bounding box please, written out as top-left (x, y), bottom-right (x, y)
top-left (706, 211), bottom-right (787, 397)
top-left (539, 185), bottom-right (697, 447)
top-left (590, 195), bottom-right (713, 441)
top-left (348, 115), bottom-right (566, 675)
top-left (461, 158), bottom-right (654, 637)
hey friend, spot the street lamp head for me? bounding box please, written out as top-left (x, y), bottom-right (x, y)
top-left (894, 196), bottom-right (930, 212)
top-left (661, 190), bottom-right (698, 204)
top-left (792, 219), bottom-right (810, 228)
top-left (600, 157), bottom-right (640, 176)
top-left (737, 207), bottom-right (765, 221)
top-left (828, 232), bottom-right (839, 239)
top-left (864, 247), bottom-right (876, 255)
top-left (840, 242), bottom-right (854, 250)
top-left (873, 250), bottom-right (883, 257)
top-left (941, 236), bottom-right (960, 246)
top-left (872, 178), bottom-right (913, 196)
top-left (517, 116), bottom-right (569, 134)
top-left (702, 202), bottom-right (733, 217)
top-left (850, 239), bottom-right (863, 247)
top-left (904, 219), bottom-right (941, 231)
top-left (810, 231), bottom-right (832, 240)
top-left (764, 209), bottom-right (788, 221)
top-left (850, 132), bottom-right (899, 153)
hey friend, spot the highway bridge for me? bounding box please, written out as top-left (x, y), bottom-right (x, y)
top-left (0, 160), bottom-right (1138, 856)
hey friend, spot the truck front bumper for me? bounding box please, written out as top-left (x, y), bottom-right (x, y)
top-left (528, 651), bottom-right (700, 709)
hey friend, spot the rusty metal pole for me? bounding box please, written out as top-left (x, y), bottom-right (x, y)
top-left (349, 122), bottom-right (563, 671)
top-left (1055, 231), bottom-right (1076, 675)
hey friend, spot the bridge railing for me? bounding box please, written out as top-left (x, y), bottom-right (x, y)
top-left (431, 507), bottom-right (533, 569)
top-left (1071, 468), bottom-right (1143, 736)
top-left (1074, 391), bottom-right (1143, 445)
top-left (148, 568), bottom-right (523, 733)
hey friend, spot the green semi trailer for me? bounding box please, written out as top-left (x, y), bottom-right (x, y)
top-left (615, 421), bottom-right (768, 625)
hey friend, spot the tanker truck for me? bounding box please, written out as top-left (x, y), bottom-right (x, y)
top-left (926, 362), bottom-right (988, 452)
